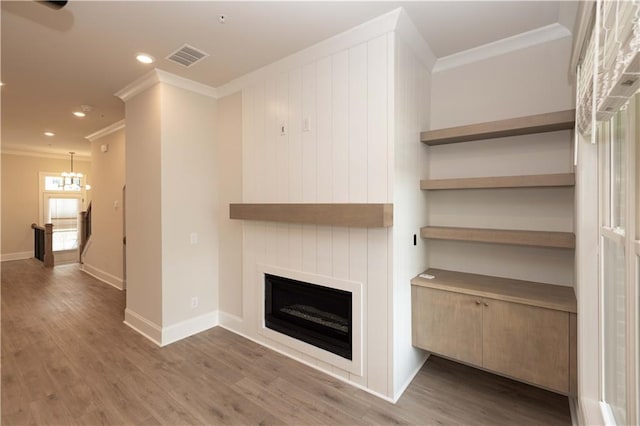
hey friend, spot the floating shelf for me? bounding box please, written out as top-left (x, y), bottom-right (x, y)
top-left (229, 203), bottom-right (393, 228)
top-left (421, 109), bottom-right (575, 146)
top-left (420, 226), bottom-right (575, 249)
top-left (421, 173), bottom-right (575, 190)
top-left (411, 268), bottom-right (576, 313)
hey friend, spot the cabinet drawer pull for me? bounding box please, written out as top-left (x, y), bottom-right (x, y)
top-left (484, 302), bottom-right (489, 307)
top-left (475, 300), bottom-right (481, 305)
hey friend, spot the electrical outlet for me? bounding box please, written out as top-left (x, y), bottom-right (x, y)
top-left (190, 297), bottom-right (198, 309)
top-left (190, 232), bottom-right (198, 245)
top-left (303, 117), bottom-right (311, 132)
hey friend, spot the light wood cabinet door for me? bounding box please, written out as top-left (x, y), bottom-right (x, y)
top-left (482, 299), bottom-right (569, 393)
top-left (412, 286), bottom-right (483, 366)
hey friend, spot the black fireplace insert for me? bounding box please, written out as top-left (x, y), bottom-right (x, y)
top-left (264, 273), bottom-right (352, 360)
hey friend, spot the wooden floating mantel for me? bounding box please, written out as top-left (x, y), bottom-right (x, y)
top-left (230, 203), bottom-right (393, 228)
top-left (421, 109), bottom-right (575, 145)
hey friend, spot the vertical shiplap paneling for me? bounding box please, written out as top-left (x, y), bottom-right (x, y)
top-left (348, 43), bottom-right (368, 203)
top-left (330, 49), bottom-right (351, 377)
top-left (275, 73), bottom-right (290, 268)
top-left (288, 68), bottom-right (304, 270)
top-left (276, 73), bottom-right (289, 202)
top-left (289, 68), bottom-right (303, 202)
top-left (242, 86), bottom-right (253, 201)
top-left (316, 55), bottom-right (333, 280)
top-left (367, 228), bottom-right (389, 395)
top-left (301, 63), bottom-right (318, 203)
top-left (332, 50), bottom-right (349, 203)
top-left (316, 56), bottom-right (333, 202)
top-left (367, 35), bottom-right (388, 203)
top-left (265, 77), bottom-right (279, 202)
top-left (253, 83), bottom-right (267, 202)
top-left (302, 224), bottom-right (317, 273)
top-left (316, 226), bottom-right (333, 276)
top-left (349, 227), bottom-right (368, 385)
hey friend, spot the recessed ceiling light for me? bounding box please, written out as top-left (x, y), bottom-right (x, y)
top-left (73, 111), bottom-right (86, 118)
top-left (136, 53), bottom-right (154, 64)
top-left (44, 131), bottom-right (55, 137)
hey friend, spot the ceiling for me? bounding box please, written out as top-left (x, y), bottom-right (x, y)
top-left (1, 1), bottom-right (578, 157)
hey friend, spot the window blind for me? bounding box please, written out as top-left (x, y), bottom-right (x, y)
top-left (576, 0), bottom-right (640, 140)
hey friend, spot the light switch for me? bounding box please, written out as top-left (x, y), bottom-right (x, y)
top-left (280, 123), bottom-right (287, 135)
top-left (190, 233), bottom-right (198, 245)
top-left (303, 117), bottom-right (311, 132)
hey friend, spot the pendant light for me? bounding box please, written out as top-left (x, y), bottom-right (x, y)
top-left (60, 152), bottom-right (90, 190)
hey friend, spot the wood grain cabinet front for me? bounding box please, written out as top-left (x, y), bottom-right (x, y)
top-left (411, 286), bottom-right (483, 367)
top-left (411, 275), bottom-right (575, 395)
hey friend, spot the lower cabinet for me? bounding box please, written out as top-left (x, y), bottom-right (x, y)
top-left (411, 269), bottom-right (577, 395)
top-left (412, 287), bottom-right (483, 366)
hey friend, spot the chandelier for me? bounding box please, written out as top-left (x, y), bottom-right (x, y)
top-left (60, 152), bottom-right (90, 191)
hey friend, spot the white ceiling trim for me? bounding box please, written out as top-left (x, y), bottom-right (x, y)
top-left (216, 7), bottom-right (404, 99)
top-left (1, 148), bottom-right (91, 161)
top-left (85, 119), bottom-right (125, 142)
top-left (115, 69), bottom-right (218, 102)
top-left (433, 23), bottom-right (572, 73)
top-left (395, 8), bottom-right (436, 71)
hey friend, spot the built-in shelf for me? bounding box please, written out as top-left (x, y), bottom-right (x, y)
top-left (420, 226), bottom-right (575, 249)
top-left (229, 203), bottom-right (393, 228)
top-left (411, 268), bottom-right (576, 313)
top-left (420, 173), bottom-right (575, 190)
top-left (421, 109), bottom-right (575, 146)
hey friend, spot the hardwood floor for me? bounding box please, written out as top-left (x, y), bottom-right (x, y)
top-left (2, 259), bottom-right (572, 425)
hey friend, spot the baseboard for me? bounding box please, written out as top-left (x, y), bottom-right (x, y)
top-left (218, 323), bottom-right (395, 403)
top-left (161, 311), bottom-right (219, 346)
top-left (569, 396), bottom-right (581, 426)
top-left (1, 251), bottom-right (32, 262)
top-left (218, 311), bottom-right (244, 328)
top-left (81, 263), bottom-right (124, 290)
top-left (123, 309), bottom-right (162, 346)
top-left (392, 353), bottom-right (430, 403)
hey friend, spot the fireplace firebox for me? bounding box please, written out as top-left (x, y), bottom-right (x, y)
top-left (264, 273), bottom-right (352, 360)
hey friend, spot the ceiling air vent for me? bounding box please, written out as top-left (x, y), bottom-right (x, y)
top-left (166, 44), bottom-right (209, 68)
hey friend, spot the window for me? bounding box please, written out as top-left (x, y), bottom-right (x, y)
top-left (46, 196), bottom-right (81, 251)
top-left (38, 172), bottom-right (87, 254)
top-left (598, 96), bottom-right (639, 425)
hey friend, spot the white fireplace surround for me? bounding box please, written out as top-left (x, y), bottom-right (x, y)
top-left (257, 265), bottom-right (363, 376)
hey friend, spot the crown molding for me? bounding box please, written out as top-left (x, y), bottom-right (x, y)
top-left (115, 69), bottom-right (218, 102)
top-left (395, 8), bottom-right (436, 71)
top-left (114, 69), bottom-right (160, 102)
top-left (216, 7), bottom-right (405, 98)
top-left (1, 147), bottom-right (91, 161)
top-left (85, 119), bottom-right (125, 142)
top-left (433, 23), bottom-right (572, 73)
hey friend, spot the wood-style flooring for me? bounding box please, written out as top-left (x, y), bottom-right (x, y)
top-left (2, 259), bottom-right (572, 425)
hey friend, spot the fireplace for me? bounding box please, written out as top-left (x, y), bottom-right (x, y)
top-left (264, 273), bottom-right (352, 360)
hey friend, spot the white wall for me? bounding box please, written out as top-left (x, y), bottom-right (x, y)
top-left (216, 92), bottom-right (243, 318)
top-left (428, 36), bottom-right (575, 286)
top-left (232, 32), bottom-right (395, 397)
top-left (83, 128), bottom-right (125, 289)
top-left (160, 83), bottom-right (218, 329)
top-left (123, 79), bottom-right (218, 344)
top-left (124, 84), bottom-right (164, 335)
top-left (1, 153), bottom-right (90, 259)
top-left (391, 35), bottom-right (430, 396)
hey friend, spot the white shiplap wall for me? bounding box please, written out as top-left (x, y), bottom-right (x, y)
top-left (240, 33), bottom-right (394, 396)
